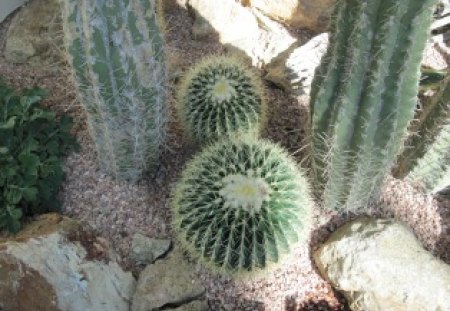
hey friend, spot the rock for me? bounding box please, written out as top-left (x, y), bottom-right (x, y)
top-left (244, 0), bottom-right (336, 32)
top-left (173, 300), bottom-right (209, 311)
top-left (187, 0), bottom-right (296, 67)
top-left (4, 0), bottom-right (62, 66)
top-left (131, 233), bottom-right (171, 264)
top-left (0, 0), bottom-right (27, 22)
top-left (132, 248), bottom-right (205, 311)
top-left (422, 35), bottom-right (450, 70)
top-left (0, 213), bottom-right (136, 311)
top-left (314, 218), bottom-right (450, 311)
top-left (264, 33), bottom-right (328, 95)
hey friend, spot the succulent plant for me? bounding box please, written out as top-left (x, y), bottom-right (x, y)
top-left (172, 136), bottom-right (312, 275)
top-left (176, 56), bottom-right (267, 144)
top-left (61, 0), bottom-right (167, 182)
top-left (396, 74), bottom-right (450, 193)
top-left (309, 0), bottom-right (438, 211)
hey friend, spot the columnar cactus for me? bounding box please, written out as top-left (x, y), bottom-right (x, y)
top-left (61, 0), bottom-right (167, 182)
top-left (397, 75), bottom-right (450, 193)
top-left (309, 0), bottom-right (438, 211)
top-left (176, 56), bottom-right (266, 144)
top-left (172, 136), bottom-right (312, 275)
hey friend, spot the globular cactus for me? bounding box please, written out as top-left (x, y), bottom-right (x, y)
top-left (61, 0), bottom-right (167, 182)
top-left (396, 74), bottom-right (450, 193)
top-left (176, 56), bottom-right (266, 144)
top-left (172, 136), bottom-right (312, 275)
top-left (309, 0), bottom-right (438, 211)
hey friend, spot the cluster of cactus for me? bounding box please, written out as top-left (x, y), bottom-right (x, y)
top-left (61, 0), bottom-right (167, 182)
top-left (172, 136), bottom-right (312, 274)
top-left (309, 0), bottom-right (439, 211)
top-left (396, 73), bottom-right (450, 193)
top-left (176, 56), bottom-right (266, 144)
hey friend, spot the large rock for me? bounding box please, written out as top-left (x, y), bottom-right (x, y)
top-left (130, 233), bottom-right (171, 265)
top-left (314, 218), bottom-right (450, 311)
top-left (264, 33), bottom-right (328, 95)
top-left (4, 0), bottom-right (62, 66)
top-left (243, 0), bottom-right (336, 32)
top-left (187, 0), bottom-right (296, 67)
top-left (132, 248), bottom-right (205, 311)
top-left (0, 214), bottom-right (136, 311)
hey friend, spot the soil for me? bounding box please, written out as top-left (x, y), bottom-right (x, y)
top-left (0, 1), bottom-right (449, 311)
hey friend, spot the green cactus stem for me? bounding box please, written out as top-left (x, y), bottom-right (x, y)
top-left (397, 74), bottom-right (450, 193)
top-left (309, 0), bottom-right (438, 211)
top-left (176, 55), bottom-right (266, 144)
top-left (172, 136), bottom-right (312, 275)
top-left (61, 0), bottom-right (167, 182)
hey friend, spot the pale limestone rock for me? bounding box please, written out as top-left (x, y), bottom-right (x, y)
top-left (187, 0), bottom-right (296, 67)
top-left (0, 214), bottom-right (136, 311)
top-left (314, 218), bottom-right (450, 311)
top-left (244, 0), bottom-right (336, 31)
top-left (264, 33), bottom-right (328, 95)
top-left (132, 248), bottom-right (205, 311)
top-left (173, 300), bottom-right (209, 311)
top-left (131, 233), bottom-right (171, 264)
top-left (4, 0), bottom-right (62, 66)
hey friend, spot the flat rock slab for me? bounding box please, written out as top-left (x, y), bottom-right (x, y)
top-left (0, 214), bottom-right (136, 311)
top-left (131, 233), bottom-right (171, 264)
top-left (314, 218), bottom-right (450, 311)
top-left (132, 248), bottom-right (205, 311)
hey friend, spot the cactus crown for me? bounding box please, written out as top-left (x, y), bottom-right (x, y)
top-left (176, 55), bottom-right (267, 144)
top-left (172, 136), bottom-right (312, 276)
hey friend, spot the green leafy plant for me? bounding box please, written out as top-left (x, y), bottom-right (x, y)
top-left (309, 0), bottom-right (438, 211)
top-left (176, 55), bottom-right (267, 144)
top-left (172, 136), bottom-right (312, 275)
top-left (0, 82), bottom-right (77, 233)
top-left (61, 0), bottom-right (167, 182)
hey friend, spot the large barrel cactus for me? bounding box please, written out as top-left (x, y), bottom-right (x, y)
top-left (176, 56), bottom-right (266, 144)
top-left (172, 136), bottom-right (312, 275)
top-left (309, 0), bottom-right (438, 211)
top-left (396, 74), bottom-right (450, 193)
top-left (61, 0), bottom-right (167, 182)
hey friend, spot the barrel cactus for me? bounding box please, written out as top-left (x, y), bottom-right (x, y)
top-left (309, 0), bottom-right (438, 211)
top-left (396, 74), bottom-right (450, 193)
top-left (172, 136), bottom-right (312, 275)
top-left (61, 0), bottom-right (167, 182)
top-left (176, 56), bottom-right (266, 144)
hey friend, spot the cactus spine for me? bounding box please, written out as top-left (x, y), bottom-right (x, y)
top-left (310, 0), bottom-right (438, 211)
top-left (177, 56), bottom-right (266, 144)
top-left (61, 0), bottom-right (167, 182)
top-left (397, 74), bottom-right (450, 193)
top-left (172, 136), bottom-right (312, 275)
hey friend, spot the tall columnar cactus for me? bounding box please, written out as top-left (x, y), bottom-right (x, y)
top-left (176, 56), bottom-right (266, 144)
top-left (309, 0), bottom-right (438, 211)
top-left (172, 136), bottom-right (312, 275)
top-left (396, 74), bottom-right (450, 193)
top-left (61, 0), bottom-right (167, 182)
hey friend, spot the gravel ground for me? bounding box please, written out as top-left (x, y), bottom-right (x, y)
top-left (0, 1), bottom-right (449, 310)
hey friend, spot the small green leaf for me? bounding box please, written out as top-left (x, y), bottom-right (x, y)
top-left (5, 187), bottom-right (22, 204)
top-left (0, 146), bottom-right (8, 154)
top-left (0, 117), bottom-right (16, 130)
top-left (30, 110), bottom-right (56, 121)
top-left (22, 187), bottom-right (38, 202)
top-left (18, 153), bottom-right (40, 175)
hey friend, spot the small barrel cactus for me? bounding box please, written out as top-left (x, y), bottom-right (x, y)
top-left (172, 136), bottom-right (312, 275)
top-left (309, 0), bottom-right (438, 211)
top-left (176, 55), bottom-right (267, 144)
top-left (61, 0), bottom-right (167, 182)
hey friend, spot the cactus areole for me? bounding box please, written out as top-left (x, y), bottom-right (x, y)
top-left (172, 137), bottom-right (312, 275)
top-left (61, 0), bottom-right (167, 182)
top-left (309, 0), bottom-right (438, 211)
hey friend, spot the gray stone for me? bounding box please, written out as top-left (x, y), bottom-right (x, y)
top-left (132, 249), bottom-right (205, 311)
top-left (131, 233), bottom-right (171, 264)
top-left (187, 0), bottom-right (296, 67)
top-left (314, 218), bottom-right (450, 311)
top-left (173, 300), bottom-right (209, 311)
top-left (264, 33), bottom-right (328, 95)
top-left (4, 0), bottom-right (62, 66)
top-left (244, 0), bottom-right (336, 32)
top-left (0, 0), bottom-right (27, 22)
top-left (0, 214), bottom-right (136, 311)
